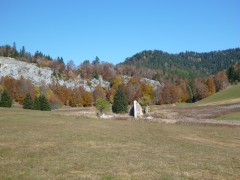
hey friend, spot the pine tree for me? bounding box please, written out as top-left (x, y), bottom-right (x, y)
top-left (112, 86), bottom-right (128, 113)
top-left (20, 46), bottom-right (25, 57)
top-left (23, 93), bottom-right (33, 109)
top-left (236, 69), bottom-right (240, 82)
top-left (39, 95), bottom-right (51, 111)
top-left (227, 66), bottom-right (235, 83)
top-left (33, 97), bottom-right (40, 110)
top-left (0, 90), bottom-right (12, 108)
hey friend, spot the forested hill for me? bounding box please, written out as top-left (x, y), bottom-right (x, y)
top-left (121, 48), bottom-right (240, 79)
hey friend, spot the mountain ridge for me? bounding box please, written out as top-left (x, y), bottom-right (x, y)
top-left (120, 48), bottom-right (240, 80)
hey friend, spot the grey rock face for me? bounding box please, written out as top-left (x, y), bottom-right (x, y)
top-left (0, 57), bottom-right (162, 91)
top-left (0, 57), bottom-right (110, 91)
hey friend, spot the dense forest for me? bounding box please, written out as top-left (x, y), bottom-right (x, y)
top-left (1, 43), bottom-right (240, 110)
top-left (121, 49), bottom-right (240, 80)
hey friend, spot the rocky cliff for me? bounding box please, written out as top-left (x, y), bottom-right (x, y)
top-left (0, 57), bottom-right (161, 91)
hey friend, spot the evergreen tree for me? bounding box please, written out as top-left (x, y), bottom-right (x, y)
top-left (33, 97), bottom-right (40, 110)
top-left (227, 66), bottom-right (235, 83)
top-left (112, 86), bottom-right (128, 113)
top-left (0, 90), bottom-right (12, 108)
top-left (20, 46), bottom-right (25, 57)
top-left (23, 93), bottom-right (33, 109)
top-left (39, 95), bottom-right (51, 111)
top-left (92, 56), bottom-right (100, 64)
top-left (236, 69), bottom-right (240, 82)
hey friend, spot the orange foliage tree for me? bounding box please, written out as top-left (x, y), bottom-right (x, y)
top-left (93, 84), bottom-right (106, 101)
top-left (160, 83), bottom-right (179, 104)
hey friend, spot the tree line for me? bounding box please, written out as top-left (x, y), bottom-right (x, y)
top-left (0, 68), bottom-right (231, 111)
top-left (0, 43), bottom-right (239, 112)
top-left (121, 49), bottom-right (240, 80)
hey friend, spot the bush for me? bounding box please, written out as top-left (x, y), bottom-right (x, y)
top-left (49, 95), bottom-right (63, 109)
top-left (139, 96), bottom-right (151, 106)
top-left (95, 98), bottom-right (109, 113)
top-left (0, 90), bottom-right (12, 108)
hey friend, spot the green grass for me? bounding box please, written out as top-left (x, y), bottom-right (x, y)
top-left (217, 112), bottom-right (240, 120)
top-left (0, 107), bottom-right (240, 179)
top-left (195, 84), bottom-right (240, 106)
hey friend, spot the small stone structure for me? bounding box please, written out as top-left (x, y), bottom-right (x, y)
top-left (145, 106), bottom-right (150, 114)
top-left (130, 100), bottom-right (143, 118)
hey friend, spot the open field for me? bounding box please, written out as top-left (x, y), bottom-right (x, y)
top-left (0, 107), bottom-right (240, 179)
top-left (217, 112), bottom-right (240, 120)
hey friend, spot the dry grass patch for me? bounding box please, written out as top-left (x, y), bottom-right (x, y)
top-left (0, 107), bottom-right (240, 179)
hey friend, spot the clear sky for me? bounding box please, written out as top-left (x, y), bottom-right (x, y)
top-left (0, 0), bottom-right (239, 65)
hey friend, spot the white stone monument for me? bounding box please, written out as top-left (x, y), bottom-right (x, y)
top-left (130, 100), bottom-right (143, 118)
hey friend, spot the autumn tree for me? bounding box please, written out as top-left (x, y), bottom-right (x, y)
top-left (93, 84), bottom-right (106, 101)
top-left (160, 83), bottom-right (179, 104)
top-left (195, 80), bottom-right (209, 101)
top-left (69, 88), bottom-right (84, 107)
top-left (82, 91), bottom-right (93, 107)
top-left (107, 75), bottom-right (123, 103)
top-left (111, 75), bottom-right (123, 89)
top-left (2, 76), bottom-right (17, 100)
top-left (214, 71), bottom-right (229, 92)
top-left (102, 63), bottom-right (116, 82)
top-left (106, 88), bottom-right (116, 104)
top-left (48, 94), bottom-right (63, 109)
top-left (139, 96), bottom-right (151, 106)
top-left (125, 76), bottom-right (142, 104)
top-left (206, 78), bottom-right (216, 95)
top-left (141, 83), bottom-right (154, 103)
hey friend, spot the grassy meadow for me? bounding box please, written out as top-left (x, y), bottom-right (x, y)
top-left (217, 112), bottom-right (240, 120)
top-left (0, 107), bottom-right (240, 179)
top-left (195, 84), bottom-right (240, 106)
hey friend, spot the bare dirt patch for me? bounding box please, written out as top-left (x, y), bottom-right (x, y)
top-left (151, 103), bottom-right (240, 126)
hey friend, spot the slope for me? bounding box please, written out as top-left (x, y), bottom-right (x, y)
top-left (195, 84), bottom-right (240, 106)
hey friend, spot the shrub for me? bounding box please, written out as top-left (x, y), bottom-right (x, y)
top-left (49, 95), bottom-right (63, 109)
top-left (95, 98), bottom-right (109, 113)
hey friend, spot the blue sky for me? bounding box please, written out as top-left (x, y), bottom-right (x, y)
top-left (0, 0), bottom-right (239, 65)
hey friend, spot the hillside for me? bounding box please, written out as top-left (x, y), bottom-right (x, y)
top-left (121, 48), bottom-right (240, 79)
top-left (0, 57), bottom-right (110, 91)
top-left (0, 56), bottom-right (161, 91)
top-left (195, 84), bottom-right (240, 106)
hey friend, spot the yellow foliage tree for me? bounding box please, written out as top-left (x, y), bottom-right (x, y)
top-left (111, 75), bottom-right (123, 89)
top-left (141, 83), bottom-right (154, 102)
top-left (82, 91), bottom-right (93, 107)
top-left (206, 78), bottom-right (216, 95)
